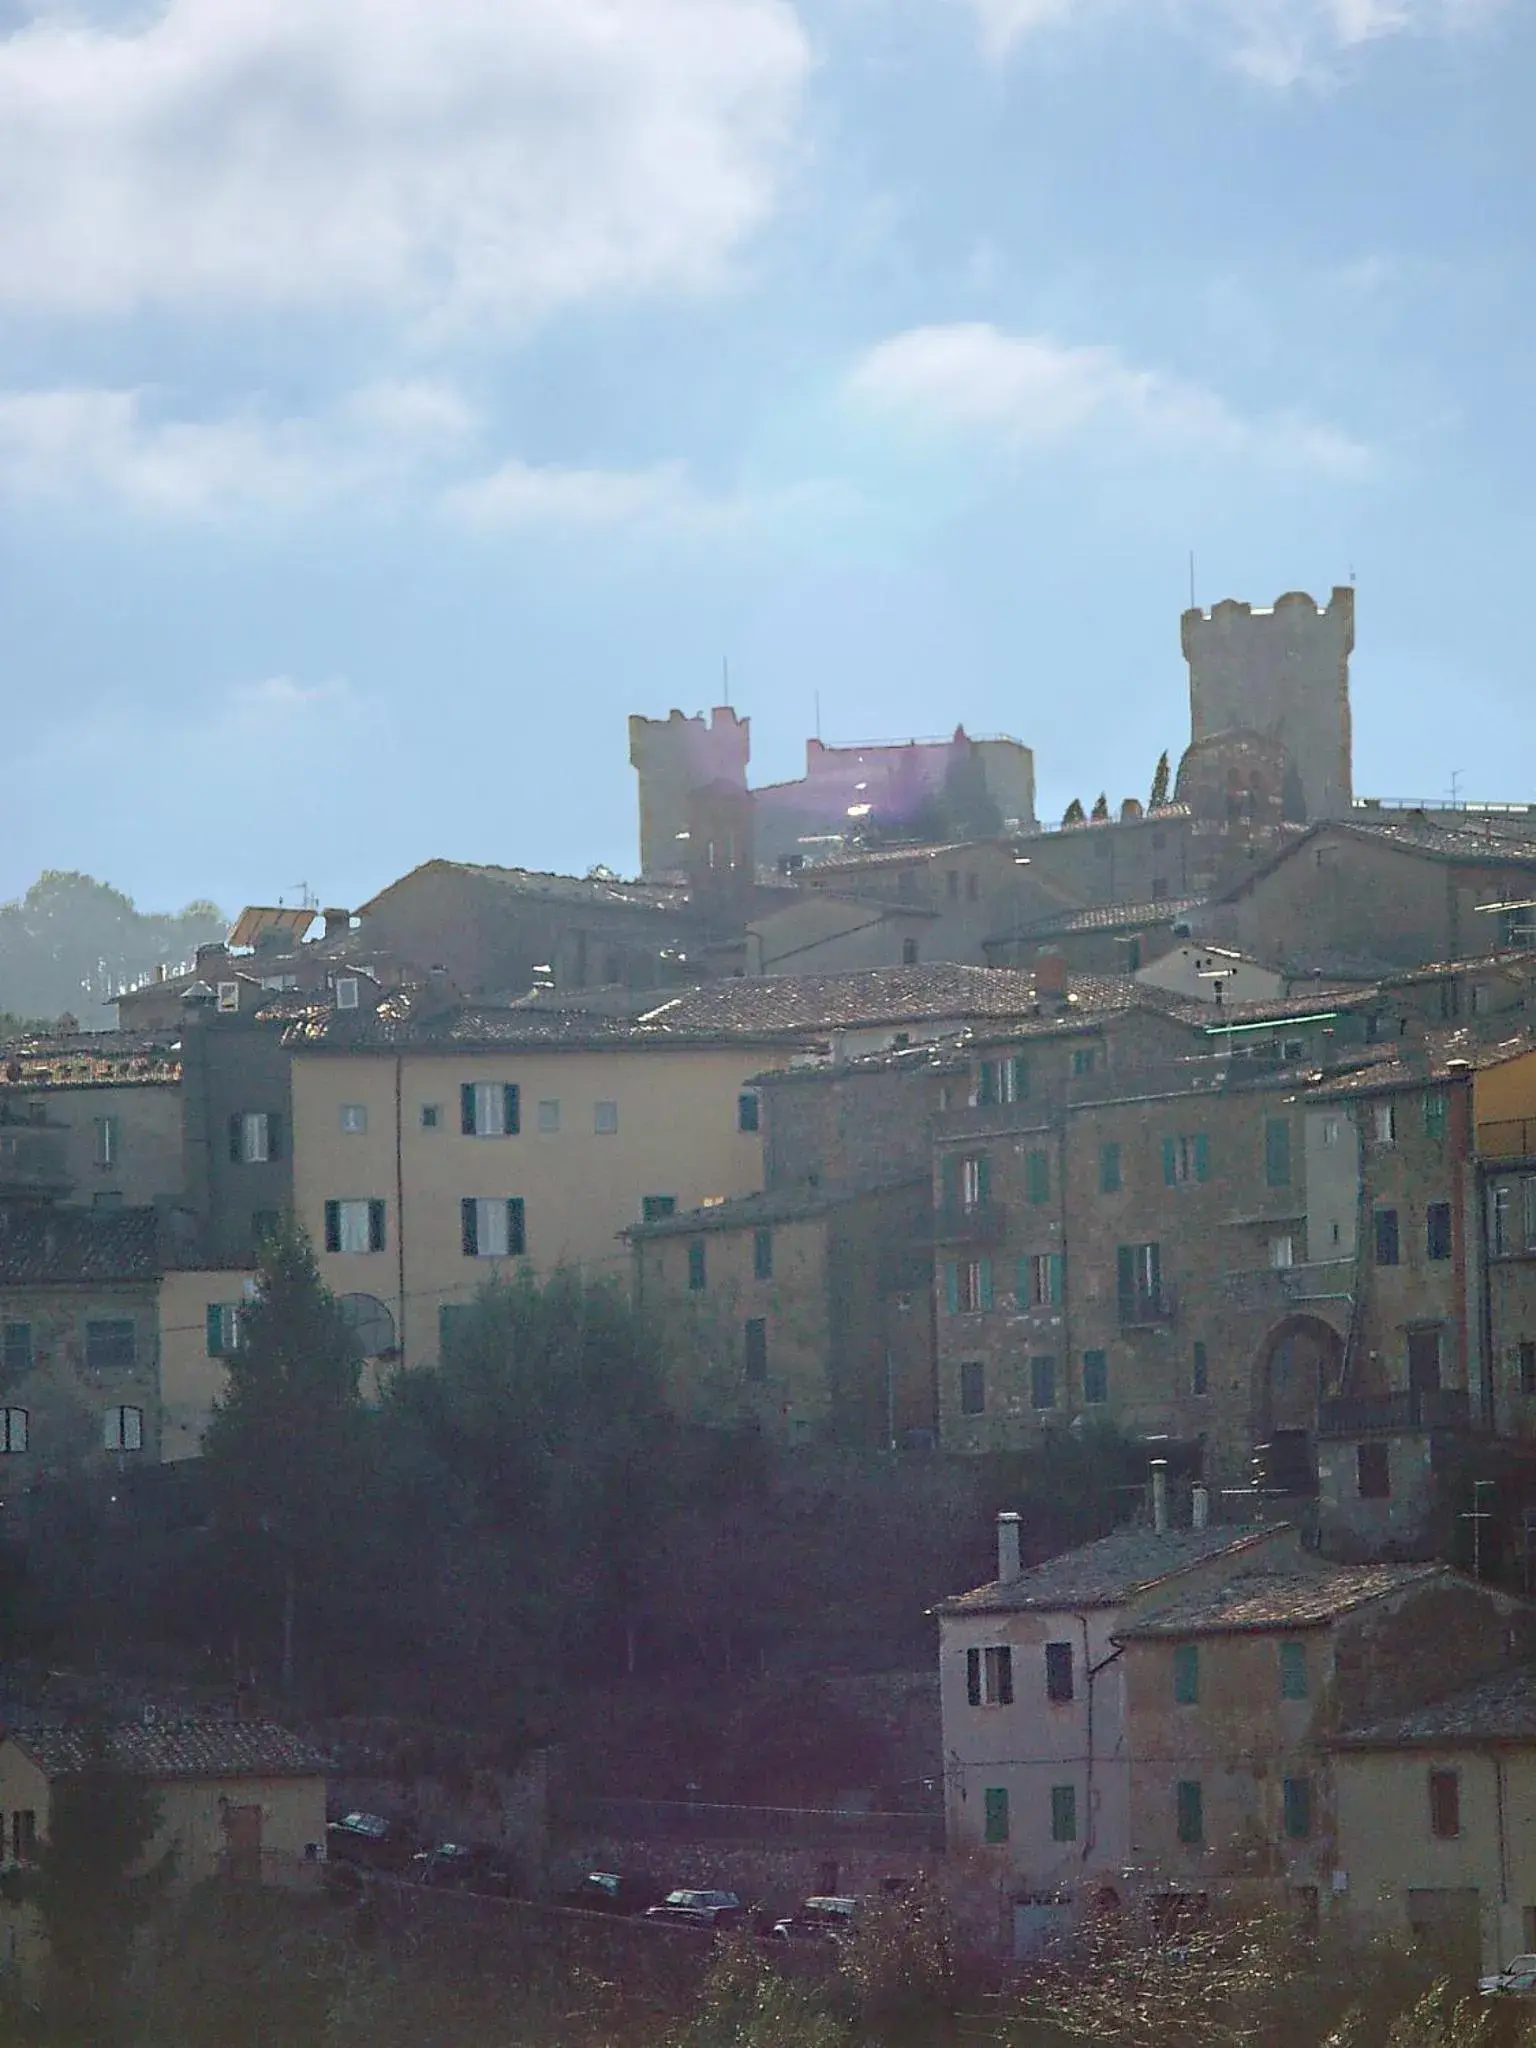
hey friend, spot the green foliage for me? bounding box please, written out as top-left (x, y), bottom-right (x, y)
top-left (1062, 798), bottom-right (1086, 826)
top-left (1091, 793), bottom-right (1110, 821)
top-left (837, 1882), bottom-right (955, 2039)
top-left (663, 1941), bottom-right (849, 2048)
top-left (1150, 750), bottom-right (1171, 808)
top-left (0, 872), bottom-right (224, 1023)
top-left (1323, 1981), bottom-right (1531, 2048)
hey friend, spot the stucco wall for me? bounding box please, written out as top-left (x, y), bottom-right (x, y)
top-left (158, 1267), bottom-right (256, 1461)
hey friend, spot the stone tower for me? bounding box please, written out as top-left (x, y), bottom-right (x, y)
top-left (1181, 587), bottom-right (1354, 823)
top-left (628, 707), bottom-right (751, 879)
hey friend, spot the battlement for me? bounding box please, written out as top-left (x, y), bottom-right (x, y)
top-left (629, 707), bottom-right (751, 878)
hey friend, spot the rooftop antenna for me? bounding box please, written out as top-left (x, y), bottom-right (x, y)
top-left (1189, 550), bottom-right (1196, 611)
top-left (722, 656), bottom-right (730, 709)
top-left (814, 690), bottom-right (822, 742)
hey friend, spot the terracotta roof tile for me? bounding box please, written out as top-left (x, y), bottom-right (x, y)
top-left (1118, 1564), bottom-right (1444, 1636)
top-left (1335, 1663), bottom-right (1536, 1748)
top-left (937, 1524), bottom-right (1287, 1616)
top-left (0, 1207), bottom-right (159, 1285)
top-left (10, 1719), bottom-right (328, 1780)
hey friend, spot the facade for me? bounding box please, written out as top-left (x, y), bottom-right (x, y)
top-left (158, 1265), bottom-right (258, 1462)
top-left (986, 901), bottom-right (1202, 978)
top-left (746, 893), bottom-right (943, 977)
top-left (1014, 809), bottom-right (1200, 915)
top-left (1133, 942), bottom-right (1286, 1007)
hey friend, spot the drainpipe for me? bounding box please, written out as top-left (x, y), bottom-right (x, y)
top-left (394, 1054), bottom-right (406, 1367)
top-left (1077, 1620), bottom-right (1124, 1872)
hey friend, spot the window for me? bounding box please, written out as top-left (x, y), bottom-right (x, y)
top-left (1524, 1179), bottom-right (1536, 1251)
top-left (420, 1103), bottom-right (441, 1130)
top-left (984, 1787), bottom-right (1009, 1844)
top-left (1026, 1151), bottom-right (1051, 1205)
top-left (960, 1361), bottom-right (985, 1416)
top-left (461, 1082), bottom-right (520, 1138)
top-left (947, 869), bottom-right (959, 900)
top-left (339, 1103), bottom-right (368, 1135)
top-left (1264, 1118), bottom-right (1292, 1188)
top-left (461, 1198), bottom-right (526, 1259)
top-left (85, 1320), bottom-right (135, 1371)
top-left (1164, 1133), bottom-right (1211, 1185)
top-left (965, 1645), bottom-right (1014, 1706)
top-left (1521, 1342), bottom-right (1536, 1397)
top-left (1193, 1341), bottom-right (1209, 1396)
top-left (1280, 1642), bottom-right (1309, 1701)
top-left (1072, 1048), bottom-right (1096, 1077)
top-left (1026, 1253), bottom-right (1063, 1309)
top-left (1270, 1235), bottom-right (1295, 1270)
top-left (103, 1405), bottom-right (143, 1452)
top-left (92, 1115), bottom-right (120, 1168)
top-left (1429, 1769), bottom-right (1460, 1839)
top-left (642, 1196), bottom-right (676, 1224)
top-left (902, 938), bottom-right (919, 966)
top-left (1100, 1143), bottom-right (1122, 1194)
top-left (1284, 1776), bottom-right (1313, 1841)
top-left (1357, 1440), bottom-right (1391, 1499)
top-left (948, 1154), bottom-right (991, 1212)
top-left (537, 1100), bottom-right (561, 1134)
top-left (1374, 1208), bottom-right (1400, 1266)
top-left (1083, 1350), bottom-right (1108, 1404)
top-left (594, 1100), bottom-right (619, 1136)
top-left (1424, 1092), bottom-right (1448, 1140)
top-left (1176, 1781), bottom-right (1204, 1845)
top-left (1374, 1102), bottom-right (1398, 1146)
top-left (1045, 1642), bottom-right (1074, 1703)
top-left (688, 1240), bottom-right (707, 1292)
top-left (978, 1056), bottom-right (1029, 1105)
top-left (1051, 1785), bottom-right (1078, 1844)
top-left (1321, 1117), bottom-right (1342, 1148)
top-left (10, 1811), bottom-right (36, 1862)
top-left (0, 1409), bottom-right (27, 1454)
top-left (2, 1324), bottom-right (31, 1374)
top-left (324, 1200), bottom-right (386, 1254)
top-left (1173, 1645), bottom-right (1200, 1705)
top-left (743, 1317), bottom-right (768, 1382)
top-left (1117, 1242), bottom-right (1164, 1322)
top-left (217, 981), bottom-right (240, 1013)
top-left (1030, 1356), bottom-right (1057, 1410)
top-left (753, 1229), bottom-right (774, 1281)
top-left (948, 1259), bottom-right (994, 1313)
top-left (966, 871), bottom-right (980, 903)
top-left (1427, 1202), bottom-right (1453, 1262)
top-left (335, 976), bottom-right (360, 1010)
top-left (205, 1304), bottom-right (242, 1357)
top-left (738, 1092), bottom-right (760, 1134)
top-left (230, 1111), bottom-right (281, 1164)
top-left (1491, 1183), bottom-right (1514, 1257)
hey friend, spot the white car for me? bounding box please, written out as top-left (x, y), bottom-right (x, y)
top-left (1479, 1954), bottom-right (1536, 1998)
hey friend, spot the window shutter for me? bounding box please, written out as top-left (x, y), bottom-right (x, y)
top-left (461, 1084), bottom-right (476, 1136)
top-left (206, 1304), bottom-right (224, 1358)
top-left (996, 1647), bottom-right (1014, 1705)
top-left (941, 1157), bottom-right (960, 1208)
top-left (267, 1113), bottom-right (284, 1162)
top-left (1265, 1118), bottom-right (1291, 1187)
top-left (978, 1062), bottom-right (996, 1106)
top-left (1148, 1241), bottom-right (1163, 1292)
top-left (977, 1154), bottom-right (992, 1204)
top-left (1027, 1152), bottom-right (1049, 1204)
top-left (1194, 1133), bottom-right (1210, 1183)
top-left (1049, 1253), bottom-right (1064, 1306)
top-left (461, 1199), bottom-right (478, 1257)
top-left (324, 1202), bottom-right (341, 1254)
top-left (945, 1264), bottom-right (960, 1315)
top-left (1011, 1055), bottom-right (1029, 1100)
top-left (1017, 1259), bottom-right (1031, 1305)
top-left (978, 1259), bottom-right (994, 1311)
top-left (1116, 1245), bottom-right (1135, 1316)
top-left (368, 1200), bottom-right (387, 1252)
top-left (1163, 1137), bottom-right (1178, 1186)
top-left (504, 1084), bottom-right (521, 1136)
top-left (966, 1647), bottom-right (981, 1707)
top-left (229, 1115), bottom-right (243, 1164)
top-left (507, 1199), bottom-right (526, 1256)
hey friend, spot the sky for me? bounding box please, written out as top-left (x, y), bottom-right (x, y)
top-left (1, 0), bottom-right (1533, 917)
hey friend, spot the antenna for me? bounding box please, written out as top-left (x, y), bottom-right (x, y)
top-left (722, 656), bottom-right (730, 709)
top-left (1188, 551), bottom-right (1196, 611)
top-left (814, 690), bottom-right (822, 742)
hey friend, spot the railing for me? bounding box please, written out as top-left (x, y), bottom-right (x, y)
top-left (1354, 798), bottom-right (1536, 817)
top-left (1118, 1286), bottom-right (1178, 1328)
top-left (1478, 1120), bottom-right (1536, 1162)
top-left (1224, 1261), bottom-right (1355, 1311)
top-left (1318, 1389), bottom-right (1472, 1436)
top-left (557, 1795), bottom-right (944, 1851)
top-left (927, 1199), bottom-right (1009, 1248)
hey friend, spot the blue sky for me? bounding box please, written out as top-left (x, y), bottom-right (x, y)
top-left (0, 0), bottom-right (1531, 916)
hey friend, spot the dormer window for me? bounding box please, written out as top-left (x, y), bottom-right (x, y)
top-left (216, 982), bottom-right (240, 1013)
top-left (336, 977), bottom-right (359, 1011)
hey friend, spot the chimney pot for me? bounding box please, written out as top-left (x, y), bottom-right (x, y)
top-left (1151, 1459), bottom-right (1169, 1534)
top-left (1192, 1482), bottom-right (1210, 1531)
top-left (1035, 949), bottom-right (1069, 1003)
top-left (322, 907), bottom-right (350, 941)
top-left (996, 1511), bottom-right (1022, 1582)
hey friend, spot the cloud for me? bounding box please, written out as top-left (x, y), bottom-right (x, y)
top-left (441, 458), bottom-right (745, 534)
top-left (0, 0), bottom-right (810, 329)
top-left (847, 322), bottom-right (1372, 475)
top-left (958, 0), bottom-right (1503, 82)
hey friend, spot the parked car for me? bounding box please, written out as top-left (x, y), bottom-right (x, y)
top-left (410, 1841), bottom-right (519, 1897)
top-left (1480, 1956), bottom-right (1536, 1998)
top-left (325, 1811), bottom-right (413, 1872)
top-left (560, 1870), bottom-right (665, 1917)
top-left (770, 1896), bottom-right (861, 1945)
top-left (644, 1888), bottom-right (748, 1930)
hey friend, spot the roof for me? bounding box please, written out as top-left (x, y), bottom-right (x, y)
top-left (0, 1034), bottom-right (182, 1088)
top-left (1216, 818), bottom-right (1536, 911)
top-left (799, 839), bottom-right (1003, 873)
top-left (357, 858), bottom-right (689, 920)
top-left (936, 1523), bottom-right (1287, 1617)
top-left (636, 967), bottom-right (1150, 1037)
top-left (0, 1207), bottom-right (159, 1285)
top-left (8, 1719), bottom-right (328, 1781)
top-left (752, 1038), bottom-right (972, 1087)
top-left (1009, 899), bottom-right (1205, 940)
top-left (1334, 1664), bottom-right (1536, 1750)
top-left (1310, 1025), bottom-right (1536, 1100)
top-left (1117, 1563), bottom-right (1444, 1637)
top-left (226, 906), bottom-right (320, 950)
top-left (627, 1173), bottom-right (926, 1239)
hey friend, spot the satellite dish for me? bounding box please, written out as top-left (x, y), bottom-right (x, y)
top-left (337, 1293), bottom-right (396, 1360)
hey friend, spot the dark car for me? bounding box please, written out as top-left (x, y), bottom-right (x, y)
top-left (644, 1888), bottom-right (748, 1930)
top-left (325, 1811), bottom-right (413, 1872)
top-left (410, 1842), bottom-right (519, 1898)
top-left (560, 1870), bottom-right (665, 1916)
top-left (770, 1896), bottom-right (861, 1945)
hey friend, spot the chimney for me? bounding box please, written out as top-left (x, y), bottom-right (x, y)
top-left (155, 964), bottom-right (166, 984)
top-left (194, 942), bottom-right (228, 973)
top-left (996, 1511), bottom-right (1022, 1582)
top-left (1035, 950), bottom-right (1069, 1004)
top-left (1150, 1459), bottom-right (1169, 1534)
top-left (1192, 1482), bottom-right (1210, 1531)
top-left (322, 907), bottom-right (350, 942)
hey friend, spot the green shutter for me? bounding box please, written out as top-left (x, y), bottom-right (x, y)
top-left (323, 1201), bottom-right (341, 1253)
top-left (1265, 1118), bottom-right (1291, 1188)
top-left (1027, 1152), bottom-right (1050, 1204)
top-left (266, 1114), bottom-right (283, 1161)
top-left (229, 1115), bottom-right (243, 1164)
top-left (977, 1154), bottom-right (992, 1204)
top-left (1163, 1137), bottom-right (1178, 1186)
top-left (978, 1062), bottom-right (997, 1106)
top-left (1100, 1143), bottom-right (1121, 1194)
top-left (1011, 1055), bottom-right (1030, 1100)
top-left (1176, 1780), bottom-right (1203, 1845)
top-left (507, 1199), bottom-right (526, 1255)
top-left (1194, 1133), bottom-right (1210, 1183)
top-left (504, 1084), bottom-right (521, 1135)
top-left (461, 1199), bottom-right (478, 1256)
top-left (1280, 1641), bottom-right (1308, 1700)
top-left (1174, 1644), bottom-right (1199, 1704)
top-left (1284, 1776), bottom-right (1312, 1840)
top-left (945, 1264), bottom-right (959, 1314)
top-left (984, 1787), bottom-right (1009, 1845)
top-left (206, 1304), bottom-right (224, 1358)
top-left (978, 1260), bottom-right (994, 1311)
top-left (1425, 1092), bottom-right (1447, 1139)
top-left (461, 1083), bottom-right (477, 1135)
top-left (368, 1200), bottom-right (386, 1252)
top-left (1051, 1784), bottom-right (1077, 1843)
top-left (1048, 1253), bottom-right (1064, 1306)
top-left (941, 1156), bottom-right (960, 1208)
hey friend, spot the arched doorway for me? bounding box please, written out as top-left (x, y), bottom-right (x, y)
top-left (1253, 1314), bottom-right (1346, 1495)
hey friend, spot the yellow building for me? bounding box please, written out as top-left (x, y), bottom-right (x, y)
top-left (157, 1267), bottom-right (258, 1460)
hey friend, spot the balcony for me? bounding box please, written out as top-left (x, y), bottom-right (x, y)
top-left (928, 1199), bottom-right (1009, 1248)
top-left (0, 1127), bottom-right (72, 1200)
top-left (1478, 1118), bottom-right (1536, 1162)
top-left (1224, 1260), bottom-right (1356, 1312)
top-left (1118, 1284), bottom-right (1178, 1328)
top-left (1318, 1389), bottom-right (1472, 1437)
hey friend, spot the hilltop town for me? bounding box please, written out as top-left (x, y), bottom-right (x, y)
top-left (6, 584), bottom-right (1536, 2028)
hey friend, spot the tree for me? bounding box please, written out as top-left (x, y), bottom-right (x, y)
top-left (202, 1221), bottom-right (368, 1698)
top-left (1091, 793), bottom-right (1110, 821)
top-left (1062, 798), bottom-right (1086, 826)
top-left (0, 872), bottom-right (224, 1024)
top-left (1150, 750), bottom-right (1171, 808)
top-left (15, 1728), bottom-right (173, 2043)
